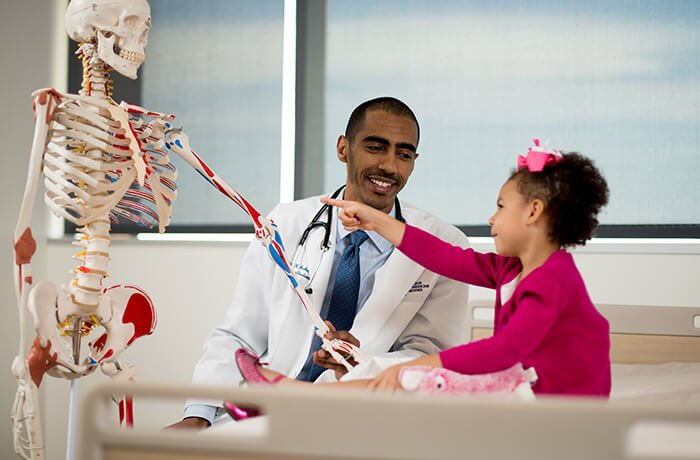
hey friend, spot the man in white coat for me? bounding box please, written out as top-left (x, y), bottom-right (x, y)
top-left (170, 97), bottom-right (469, 429)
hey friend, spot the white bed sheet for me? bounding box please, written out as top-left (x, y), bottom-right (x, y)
top-left (611, 362), bottom-right (700, 407)
top-left (204, 363), bottom-right (700, 442)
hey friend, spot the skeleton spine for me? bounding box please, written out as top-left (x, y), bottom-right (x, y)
top-left (78, 43), bottom-right (113, 98)
top-left (68, 43), bottom-right (114, 313)
top-left (72, 221), bottom-right (110, 311)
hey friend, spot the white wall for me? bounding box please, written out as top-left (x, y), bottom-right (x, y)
top-left (1, 1), bottom-right (63, 459)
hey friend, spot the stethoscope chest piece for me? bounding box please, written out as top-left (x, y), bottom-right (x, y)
top-left (291, 235), bottom-right (330, 290)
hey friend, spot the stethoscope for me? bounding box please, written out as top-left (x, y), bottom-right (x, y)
top-left (291, 185), bottom-right (405, 294)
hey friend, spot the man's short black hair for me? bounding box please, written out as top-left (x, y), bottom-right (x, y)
top-left (344, 97), bottom-right (420, 146)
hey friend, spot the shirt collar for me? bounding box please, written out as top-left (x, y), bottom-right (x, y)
top-left (335, 204), bottom-right (396, 254)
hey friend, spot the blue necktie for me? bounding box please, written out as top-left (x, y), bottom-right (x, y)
top-left (326, 230), bottom-right (369, 332)
top-left (301, 230), bottom-right (368, 381)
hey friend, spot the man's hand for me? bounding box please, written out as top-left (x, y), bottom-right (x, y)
top-left (164, 417), bottom-right (209, 430)
top-left (313, 321), bottom-right (360, 380)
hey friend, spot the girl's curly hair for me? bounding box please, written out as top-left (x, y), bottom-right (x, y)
top-left (509, 152), bottom-right (609, 248)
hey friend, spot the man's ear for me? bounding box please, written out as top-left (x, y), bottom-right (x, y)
top-left (337, 135), bottom-right (349, 163)
top-left (527, 198), bottom-right (546, 224)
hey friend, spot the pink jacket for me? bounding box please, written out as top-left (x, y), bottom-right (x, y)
top-left (398, 224), bottom-right (611, 397)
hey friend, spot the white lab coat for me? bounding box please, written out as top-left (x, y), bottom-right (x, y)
top-left (189, 194), bottom-right (469, 400)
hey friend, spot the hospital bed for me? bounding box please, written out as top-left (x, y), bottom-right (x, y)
top-left (77, 302), bottom-right (700, 460)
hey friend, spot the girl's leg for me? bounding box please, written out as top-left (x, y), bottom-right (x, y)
top-left (256, 364), bottom-right (371, 389)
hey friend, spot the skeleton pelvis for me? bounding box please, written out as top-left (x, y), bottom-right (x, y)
top-left (89, 284), bottom-right (156, 364)
top-left (28, 281), bottom-right (95, 379)
top-left (27, 281), bottom-right (156, 379)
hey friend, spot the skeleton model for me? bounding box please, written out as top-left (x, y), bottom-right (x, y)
top-left (11, 1), bottom-right (365, 459)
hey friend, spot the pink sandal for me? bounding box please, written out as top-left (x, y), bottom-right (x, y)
top-left (223, 348), bottom-right (284, 421)
top-left (234, 348), bottom-right (285, 385)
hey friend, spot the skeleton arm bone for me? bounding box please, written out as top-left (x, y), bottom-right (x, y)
top-left (15, 89), bottom-right (59, 355)
top-left (11, 89), bottom-right (58, 460)
top-left (165, 131), bottom-right (363, 370)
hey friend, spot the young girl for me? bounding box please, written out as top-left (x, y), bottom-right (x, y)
top-left (236, 140), bottom-right (611, 399)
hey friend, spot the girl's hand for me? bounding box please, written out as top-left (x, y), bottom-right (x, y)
top-left (320, 197), bottom-right (381, 231)
top-left (367, 363), bottom-right (404, 392)
top-left (367, 354), bottom-right (443, 392)
top-left (321, 197), bottom-right (406, 246)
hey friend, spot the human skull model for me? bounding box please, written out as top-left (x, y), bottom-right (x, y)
top-left (65, 0), bottom-right (151, 79)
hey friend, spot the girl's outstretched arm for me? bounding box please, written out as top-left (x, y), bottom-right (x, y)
top-left (321, 197), bottom-right (406, 246)
top-left (367, 354), bottom-right (442, 392)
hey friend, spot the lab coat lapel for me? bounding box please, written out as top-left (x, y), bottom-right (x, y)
top-left (276, 198), bottom-right (336, 376)
top-left (351, 250), bottom-right (423, 350)
top-left (350, 203), bottom-right (426, 351)
top-left (306, 205), bottom-right (337, 315)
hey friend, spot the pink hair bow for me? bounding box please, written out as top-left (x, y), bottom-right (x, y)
top-left (517, 139), bottom-right (561, 172)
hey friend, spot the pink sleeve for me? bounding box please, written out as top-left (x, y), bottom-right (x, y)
top-left (398, 224), bottom-right (505, 289)
top-left (439, 267), bottom-right (567, 374)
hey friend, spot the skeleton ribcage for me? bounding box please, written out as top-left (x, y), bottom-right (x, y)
top-left (43, 96), bottom-right (177, 230)
top-left (112, 112), bottom-right (177, 230)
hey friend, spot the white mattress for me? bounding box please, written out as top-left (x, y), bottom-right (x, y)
top-left (611, 362), bottom-right (700, 406)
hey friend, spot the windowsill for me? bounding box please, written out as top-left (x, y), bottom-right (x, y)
top-left (47, 234), bottom-right (700, 255)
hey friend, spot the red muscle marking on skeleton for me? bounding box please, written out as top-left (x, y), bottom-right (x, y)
top-left (121, 287), bottom-right (156, 346)
top-left (14, 227), bottom-right (37, 269)
top-left (243, 201), bottom-right (262, 227)
top-left (33, 88), bottom-right (62, 124)
top-left (214, 181), bottom-right (230, 197)
top-left (91, 333), bottom-right (108, 353)
top-left (89, 286), bottom-right (156, 363)
top-left (192, 152), bottom-right (214, 177)
top-left (126, 120), bottom-right (144, 154)
top-left (27, 336), bottom-right (58, 387)
top-left (123, 397), bottom-right (134, 426)
top-left (100, 349), bottom-right (114, 361)
top-left (117, 397), bottom-right (135, 427)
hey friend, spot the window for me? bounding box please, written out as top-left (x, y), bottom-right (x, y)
top-left (143, 0), bottom-right (284, 227)
top-left (324, 0), bottom-right (700, 237)
top-left (67, 0), bottom-right (699, 238)
top-left (68, 0), bottom-right (285, 232)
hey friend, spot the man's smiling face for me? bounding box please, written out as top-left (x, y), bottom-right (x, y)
top-left (338, 109), bottom-right (419, 213)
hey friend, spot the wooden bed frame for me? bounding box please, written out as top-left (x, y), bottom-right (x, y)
top-left (77, 303), bottom-right (700, 460)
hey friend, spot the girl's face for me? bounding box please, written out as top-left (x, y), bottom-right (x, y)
top-left (488, 179), bottom-right (531, 257)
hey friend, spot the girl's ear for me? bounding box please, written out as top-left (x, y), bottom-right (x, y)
top-left (527, 198), bottom-right (546, 224)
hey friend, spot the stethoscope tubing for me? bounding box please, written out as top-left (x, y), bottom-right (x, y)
top-left (291, 185), bottom-right (404, 292)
